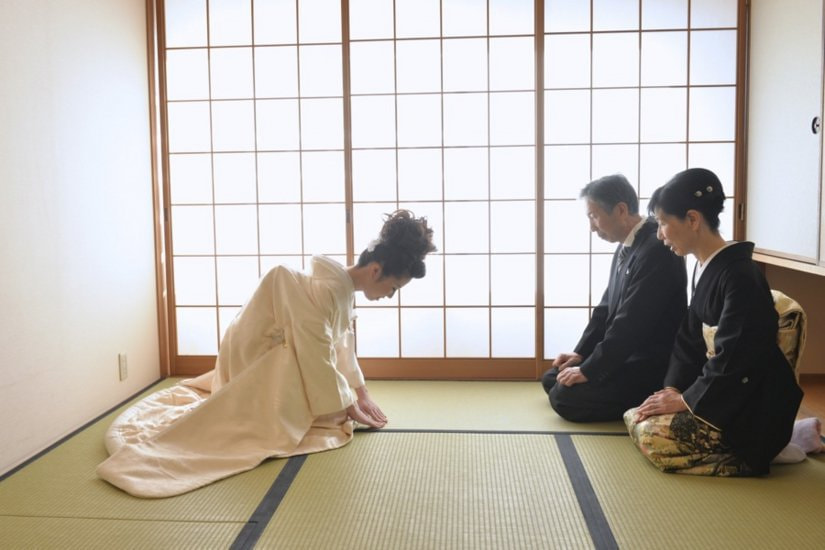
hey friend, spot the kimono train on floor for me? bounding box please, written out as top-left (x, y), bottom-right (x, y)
top-left (97, 256), bottom-right (365, 498)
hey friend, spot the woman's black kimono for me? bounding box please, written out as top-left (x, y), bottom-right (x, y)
top-left (664, 242), bottom-right (803, 474)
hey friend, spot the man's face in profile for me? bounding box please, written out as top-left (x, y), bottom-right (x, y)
top-left (585, 199), bottom-right (625, 243)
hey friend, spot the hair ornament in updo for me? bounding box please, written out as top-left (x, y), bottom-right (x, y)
top-left (693, 185), bottom-right (714, 198)
top-left (366, 239), bottom-right (379, 253)
top-left (648, 167), bottom-right (725, 232)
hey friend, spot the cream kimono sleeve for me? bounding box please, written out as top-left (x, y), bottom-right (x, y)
top-left (269, 267), bottom-right (357, 418)
top-left (335, 327), bottom-right (366, 390)
top-left (291, 315), bottom-right (356, 418)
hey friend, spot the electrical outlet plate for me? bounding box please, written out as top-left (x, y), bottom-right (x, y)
top-left (118, 353), bottom-right (128, 381)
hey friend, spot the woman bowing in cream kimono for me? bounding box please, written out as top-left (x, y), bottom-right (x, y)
top-left (625, 168), bottom-right (820, 476)
top-left (98, 210), bottom-right (435, 497)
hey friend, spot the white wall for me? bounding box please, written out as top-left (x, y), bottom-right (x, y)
top-left (0, 0), bottom-right (160, 474)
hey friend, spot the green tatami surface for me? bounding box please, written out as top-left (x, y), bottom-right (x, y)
top-left (366, 379), bottom-right (625, 433)
top-left (2, 378), bottom-right (822, 549)
top-left (258, 431), bottom-right (594, 549)
top-left (575, 434), bottom-right (825, 550)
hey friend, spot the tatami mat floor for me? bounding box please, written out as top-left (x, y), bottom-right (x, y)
top-left (576, 435), bottom-right (825, 549)
top-left (1, 379), bottom-right (823, 549)
top-left (258, 432), bottom-right (594, 549)
top-left (366, 379), bottom-right (624, 433)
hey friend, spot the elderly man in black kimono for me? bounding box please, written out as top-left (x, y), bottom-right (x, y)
top-left (541, 174), bottom-right (687, 422)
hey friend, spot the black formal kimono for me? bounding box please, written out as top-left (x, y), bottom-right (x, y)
top-left (546, 218), bottom-right (687, 421)
top-left (665, 242), bottom-right (803, 474)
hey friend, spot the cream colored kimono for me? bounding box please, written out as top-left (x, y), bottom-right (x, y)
top-left (97, 256), bottom-right (365, 498)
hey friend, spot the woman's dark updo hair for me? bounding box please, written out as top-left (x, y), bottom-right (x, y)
top-left (648, 168), bottom-right (725, 232)
top-left (357, 210), bottom-right (436, 279)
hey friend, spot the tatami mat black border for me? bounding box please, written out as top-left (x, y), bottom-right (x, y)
top-left (365, 428), bottom-right (628, 436)
top-left (230, 455), bottom-right (308, 550)
top-left (368, 428), bottom-right (622, 548)
top-left (4, 385), bottom-right (822, 549)
top-left (0, 378), bottom-right (165, 482)
top-left (237, 428), bottom-right (622, 550)
top-left (556, 433), bottom-right (619, 550)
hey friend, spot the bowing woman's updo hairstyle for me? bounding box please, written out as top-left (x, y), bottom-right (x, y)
top-left (357, 209), bottom-right (436, 279)
top-left (648, 168), bottom-right (726, 233)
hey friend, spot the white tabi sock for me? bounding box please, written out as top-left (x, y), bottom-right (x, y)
top-left (790, 417), bottom-right (824, 454)
top-left (772, 442), bottom-right (806, 464)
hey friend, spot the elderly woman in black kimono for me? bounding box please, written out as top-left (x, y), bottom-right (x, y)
top-left (625, 168), bottom-right (821, 476)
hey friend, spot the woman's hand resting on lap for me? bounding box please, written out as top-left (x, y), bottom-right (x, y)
top-left (634, 388), bottom-right (688, 422)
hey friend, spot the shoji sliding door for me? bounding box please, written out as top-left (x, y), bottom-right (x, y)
top-left (165, 0), bottom-right (350, 373)
top-left (542, 0), bottom-right (740, 360)
top-left (158, 0), bottom-right (741, 378)
top-left (347, 0), bottom-right (538, 378)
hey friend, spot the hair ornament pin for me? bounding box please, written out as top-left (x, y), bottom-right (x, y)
top-left (367, 239), bottom-right (380, 253)
top-left (693, 185), bottom-right (714, 198)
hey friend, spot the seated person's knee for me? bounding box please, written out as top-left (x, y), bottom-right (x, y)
top-left (541, 368), bottom-right (559, 394)
top-left (548, 385), bottom-right (590, 422)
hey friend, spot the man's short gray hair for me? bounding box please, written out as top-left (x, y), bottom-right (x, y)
top-left (579, 174), bottom-right (639, 214)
